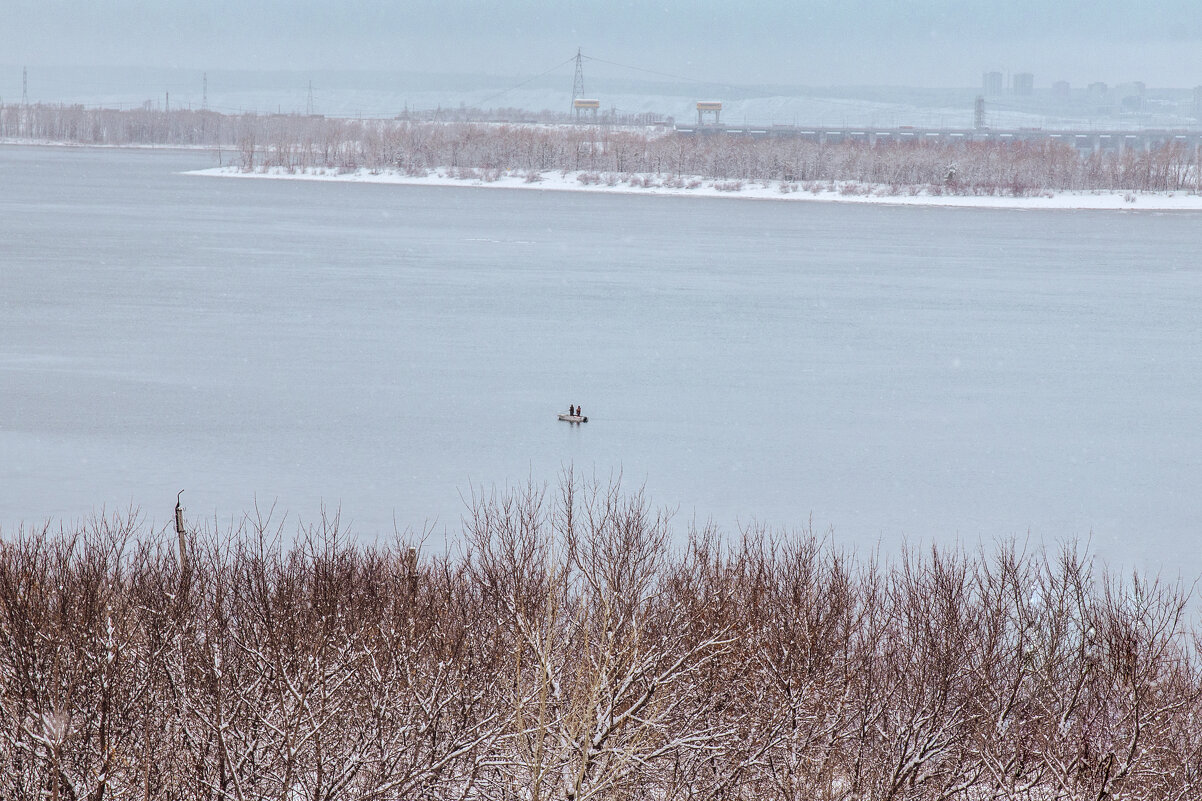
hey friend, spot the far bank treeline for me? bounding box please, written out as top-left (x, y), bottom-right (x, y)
top-left (1, 477), bottom-right (1200, 801)
top-left (4, 102), bottom-right (1201, 194)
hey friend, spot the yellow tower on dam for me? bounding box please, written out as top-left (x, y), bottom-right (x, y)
top-left (573, 98), bottom-right (600, 122)
top-left (697, 101), bottom-right (722, 126)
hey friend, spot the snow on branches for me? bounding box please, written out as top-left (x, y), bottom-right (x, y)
top-left (0, 481), bottom-right (1199, 800)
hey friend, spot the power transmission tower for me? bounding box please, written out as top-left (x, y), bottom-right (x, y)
top-left (571, 48), bottom-right (585, 109)
top-left (306, 80), bottom-right (314, 116)
top-left (202, 72), bottom-right (208, 111)
top-left (22, 67), bottom-right (28, 106)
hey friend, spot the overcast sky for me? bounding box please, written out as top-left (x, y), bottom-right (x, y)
top-left (4, 0), bottom-right (1202, 88)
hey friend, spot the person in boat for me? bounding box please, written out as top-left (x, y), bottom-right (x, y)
top-left (576, 405), bottom-right (582, 418)
top-left (569, 404), bottom-right (575, 416)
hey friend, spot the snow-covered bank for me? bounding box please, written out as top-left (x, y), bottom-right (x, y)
top-left (186, 165), bottom-right (1202, 210)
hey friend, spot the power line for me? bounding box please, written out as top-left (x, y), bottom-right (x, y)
top-left (580, 54), bottom-right (737, 91)
top-left (473, 50), bottom-right (746, 115)
top-left (474, 55), bottom-right (578, 108)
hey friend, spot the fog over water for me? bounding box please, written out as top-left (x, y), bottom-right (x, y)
top-left (2, 146), bottom-right (1200, 574)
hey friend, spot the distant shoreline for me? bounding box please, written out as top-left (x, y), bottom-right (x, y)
top-left (1, 138), bottom-right (215, 152)
top-left (186, 165), bottom-right (1202, 211)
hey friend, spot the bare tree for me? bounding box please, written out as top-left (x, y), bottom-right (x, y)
top-left (3, 482), bottom-right (1202, 800)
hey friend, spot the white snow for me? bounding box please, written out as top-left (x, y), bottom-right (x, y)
top-left (185, 165), bottom-right (1202, 211)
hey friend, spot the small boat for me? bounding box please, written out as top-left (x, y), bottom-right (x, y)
top-left (558, 413), bottom-right (588, 423)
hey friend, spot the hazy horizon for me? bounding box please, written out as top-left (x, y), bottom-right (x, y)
top-left (4, 1), bottom-right (1202, 90)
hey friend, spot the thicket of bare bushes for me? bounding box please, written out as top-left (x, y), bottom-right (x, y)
top-left (4, 102), bottom-right (1200, 194)
top-left (2, 477), bottom-right (1200, 800)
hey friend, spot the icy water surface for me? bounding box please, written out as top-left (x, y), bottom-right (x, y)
top-left (2, 145), bottom-right (1200, 572)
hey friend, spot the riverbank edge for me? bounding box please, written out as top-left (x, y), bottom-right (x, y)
top-left (185, 164), bottom-right (1202, 211)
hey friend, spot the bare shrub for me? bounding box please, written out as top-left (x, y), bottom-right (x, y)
top-left (9, 104), bottom-right (1200, 192)
top-left (1, 483), bottom-right (1199, 800)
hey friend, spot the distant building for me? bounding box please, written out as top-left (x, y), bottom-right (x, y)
top-left (1012, 73), bottom-right (1034, 96)
top-left (696, 101), bottom-right (722, 126)
top-left (1086, 82), bottom-right (1111, 113)
top-left (982, 71), bottom-right (1003, 96)
top-left (1052, 81), bottom-right (1070, 102)
top-left (1119, 81), bottom-right (1146, 113)
top-left (573, 98), bottom-right (600, 123)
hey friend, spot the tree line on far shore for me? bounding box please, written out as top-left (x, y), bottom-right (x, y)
top-left (1, 476), bottom-right (1199, 801)
top-left (3, 102), bottom-right (1201, 194)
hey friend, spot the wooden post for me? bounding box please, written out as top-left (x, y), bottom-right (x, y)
top-left (407, 546), bottom-right (418, 598)
top-left (175, 490), bottom-right (187, 573)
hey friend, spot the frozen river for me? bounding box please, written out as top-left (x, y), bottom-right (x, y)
top-left (2, 145), bottom-right (1200, 573)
